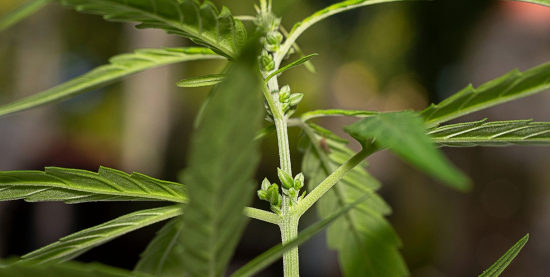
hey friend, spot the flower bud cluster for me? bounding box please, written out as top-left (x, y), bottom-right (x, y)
top-left (257, 169), bottom-right (307, 214)
top-left (278, 85), bottom-right (303, 117)
top-left (257, 178), bottom-right (282, 214)
top-left (277, 169), bottom-right (306, 206)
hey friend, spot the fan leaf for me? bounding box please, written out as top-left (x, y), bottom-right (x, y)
top-left (134, 218), bottom-right (186, 277)
top-left (0, 260), bottom-right (149, 277)
top-left (421, 62), bottom-right (550, 128)
top-left (0, 166), bottom-right (187, 203)
top-left (21, 205), bottom-right (182, 264)
top-left (429, 119), bottom-right (550, 147)
top-left (59, 0), bottom-right (246, 58)
top-left (345, 111), bottom-right (470, 191)
top-left (479, 234), bottom-right (529, 277)
top-left (301, 125), bottom-right (407, 277)
top-left (179, 41), bottom-right (263, 277)
top-left (0, 47), bottom-right (221, 117)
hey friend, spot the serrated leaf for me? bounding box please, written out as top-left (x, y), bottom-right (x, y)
top-left (264, 53), bottom-right (317, 82)
top-left (301, 126), bottom-right (407, 277)
top-left (0, 47), bottom-right (221, 118)
top-left (230, 195), bottom-right (368, 277)
top-left (134, 218), bottom-right (185, 277)
top-left (429, 119), bottom-right (550, 147)
top-left (421, 62), bottom-right (550, 128)
top-left (0, 0), bottom-right (52, 31)
top-left (0, 166), bottom-right (186, 203)
top-left (0, 259), bottom-right (148, 277)
top-left (179, 42), bottom-right (263, 277)
top-left (59, 0), bottom-right (246, 58)
top-left (479, 234), bottom-right (529, 277)
top-left (345, 111), bottom-right (470, 191)
top-left (177, 74), bottom-right (225, 88)
top-left (20, 205), bottom-right (182, 264)
top-left (510, 0), bottom-right (550, 7)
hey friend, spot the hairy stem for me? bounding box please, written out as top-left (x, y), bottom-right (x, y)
top-left (244, 207), bottom-right (280, 225)
top-left (263, 74), bottom-right (298, 276)
top-left (279, 215), bottom-right (300, 277)
top-left (295, 146), bottom-right (372, 216)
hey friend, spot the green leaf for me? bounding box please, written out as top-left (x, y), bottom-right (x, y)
top-left (301, 126), bottom-right (407, 277)
top-left (479, 234), bottom-right (529, 277)
top-left (0, 260), bottom-right (148, 277)
top-left (59, 0), bottom-right (246, 58)
top-left (134, 218), bottom-right (185, 277)
top-left (421, 62), bottom-right (550, 128)
top-left (345, 111), bottom-right (470, 191)
top-left (20, 205), bottom-right (182, 264)
top-left (300, 109), bottom-right (378, 121)
top-left (429, 119), bottom-right (550, 147)
top-left (0, 47), bottom-right (221, 118)
top-left (177, 74), bottom-right (225, 88)
top-left (230, 195), bottom-right (368, 277)
top-left (179, 42), bottom-right (263, 277)
top-left (0, 0), bottom-right (52, 31)
top-left (0, 166), bottom-right (187, 203)
top-left (276, 0), bottom-right (413, 65)
top-left (264, 53), bottom-right (318, 82)
top-left (509, 0), bottom-right (550, 7)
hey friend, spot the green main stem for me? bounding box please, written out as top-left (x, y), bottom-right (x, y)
top-left (264, 74), bottom-right (300, 276)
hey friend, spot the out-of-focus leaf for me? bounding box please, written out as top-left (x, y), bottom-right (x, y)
top-left (0, 166), bottom-right (186, 203)
top-left (135, 218), bottom-right (185, 277)
top-left (0, 260), bottom-right (149, 277)
top-left (0, 0), bottom-right (52, 31)
top-left (179, 41), bottom-right (263, 277)
top-left (59, 0), bottom-right (246, 57)
top-left (345, 111), bottom-right (470, 191)
top-left (0, 48), bottom-right (221, 117)
top-left (479, 234), bottom-right (529, 277)
top-left (301, 126), bottom-right (408, 277)
top-left (21, 206), bottom-right (182, 264)
top-left (429, 119), bottom-right (550, 147)
top-left (421, 62), bottom-right (550, 128)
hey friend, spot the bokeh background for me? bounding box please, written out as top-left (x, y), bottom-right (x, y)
top-left (1, 0), bottom-right (550, 276)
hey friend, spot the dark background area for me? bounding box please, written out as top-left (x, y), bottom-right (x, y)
top-left (1, 0), bottom-right (550, 276)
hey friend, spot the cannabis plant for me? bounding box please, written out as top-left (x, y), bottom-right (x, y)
top-left (0, 0), bottom-right (548, 276)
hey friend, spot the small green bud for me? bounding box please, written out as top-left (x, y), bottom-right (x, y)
top-left (266, 183), bottom-right (281, 207)
top-left (277, 168), bottom-right (294, 189)
top-left (260, 52), bottom-right (275, 72)
top-left (288, 93), bottom-right (304, 106)
top-left (257, 190), bottom-right (267, 200)
top-left (267, 31), bottom-right (283, 45)
top-left (261, 178), bottom-right (270, 191)
top-left (294, 173), bottom-right (304, 190)
top-left (279, 85), bottom-right (291, 103)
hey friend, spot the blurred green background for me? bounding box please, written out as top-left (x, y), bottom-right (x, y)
top-left (1, 0), bottom-right (550, 276)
